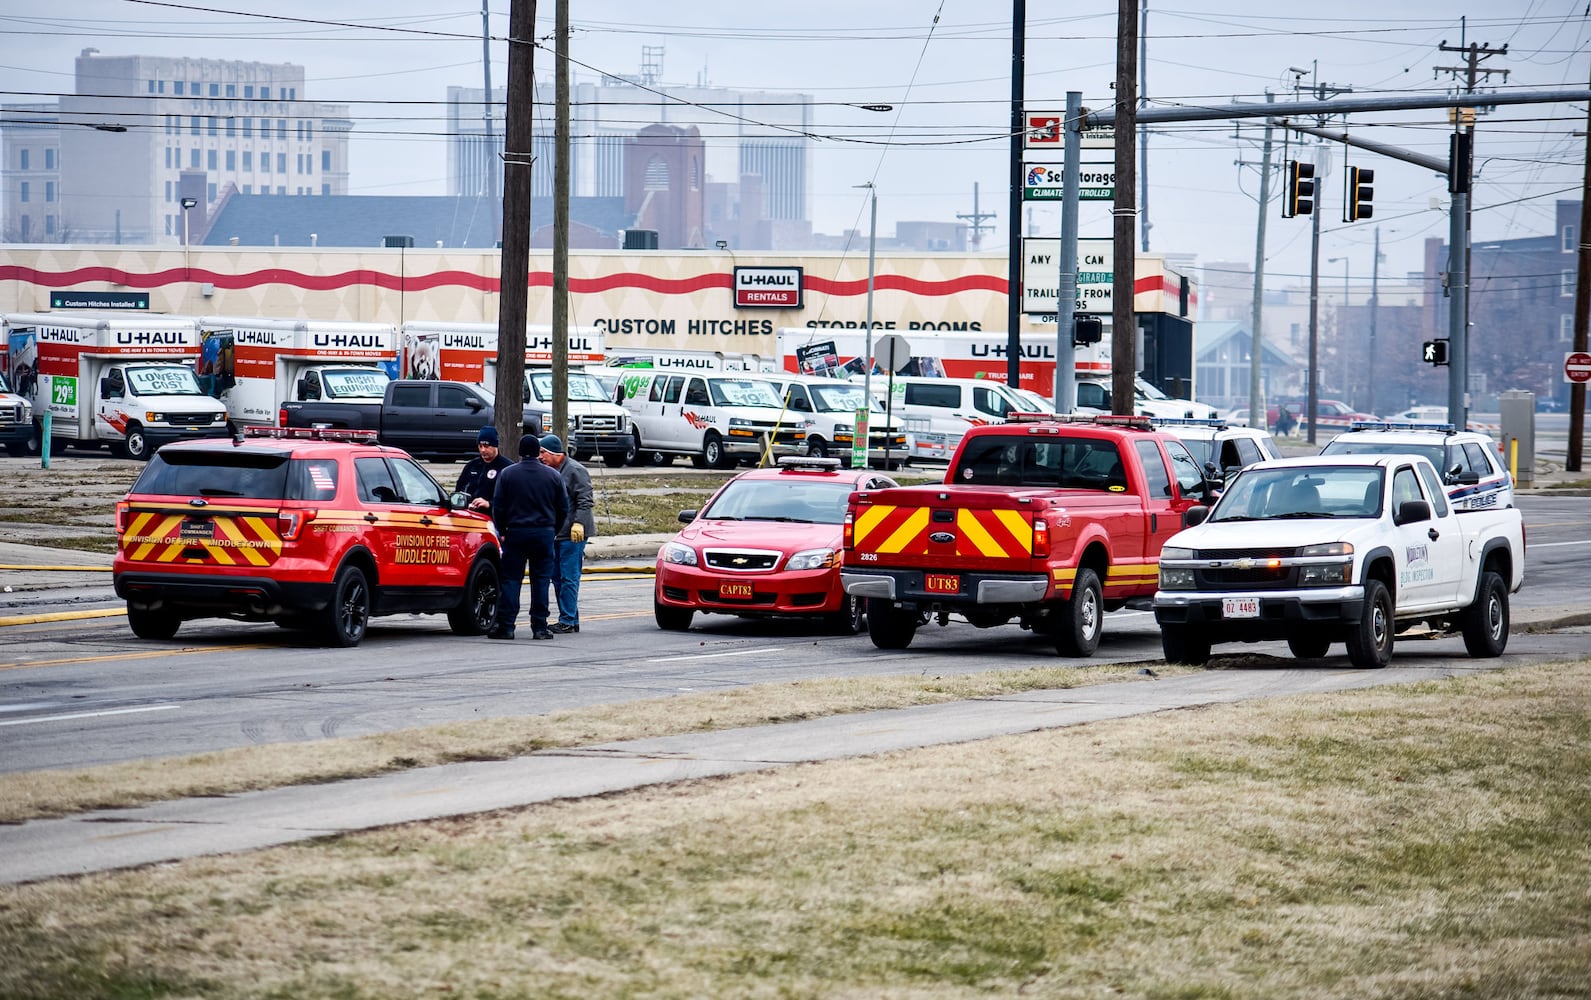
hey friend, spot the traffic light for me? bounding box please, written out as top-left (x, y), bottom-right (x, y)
top-left (1073, 316), bottom-right (1103, 346)
top-left (1283, 159), bottom-right (1315, 218)
top-left (1422, 339), bottom-right (1449, 366)
top-left (1346, 166), bottom-right (1375, 222)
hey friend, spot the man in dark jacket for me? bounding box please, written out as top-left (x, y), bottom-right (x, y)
top-left (489, 434), bottom-right (569, 641)
top-left (538, 433), bottom-right (595, 633)
top-left (455, 425), bottom-right (511, 512)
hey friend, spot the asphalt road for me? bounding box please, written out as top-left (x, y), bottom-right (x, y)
top-left (1, 492), bottom-right (1588, 776)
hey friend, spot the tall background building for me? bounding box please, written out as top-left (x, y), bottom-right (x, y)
top-left (1, 49), bottom-right (349, 244)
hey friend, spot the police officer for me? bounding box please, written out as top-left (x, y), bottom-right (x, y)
top-left (455, 425), bottom-right (511, 512)
top-left (488, 434), bottom-right (568, 641)
top-left (538, 433), bottom-right (594, 634)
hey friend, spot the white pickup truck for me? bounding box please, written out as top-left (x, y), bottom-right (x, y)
top-left (1153, 454), bottom-right (1525, 668)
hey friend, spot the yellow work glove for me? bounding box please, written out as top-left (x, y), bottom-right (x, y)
top-left (570, 523), bottom-right (586, 543)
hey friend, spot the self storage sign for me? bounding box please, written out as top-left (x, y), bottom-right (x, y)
top-left (733, 266), bottom-right (803, 309)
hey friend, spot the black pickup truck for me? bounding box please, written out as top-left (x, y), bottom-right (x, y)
top-left (279, 380), bottom-right (549, 459)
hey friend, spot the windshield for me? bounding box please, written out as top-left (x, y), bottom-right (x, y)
top-left (808, 382), bottom-right (869, 412)
top-left (126, 365), bottom-right (206, 396)
top-left (701, 478), bottom-right (855, 524)
top-left (709, 379), bottom-right (780, 407)
top-left (527, 370), bottom-right (611, 403)
top-left (1320, 439), bottom-right (1447, 470)
top-left (1136, 378), bottom-right (1169, 401)
top-left (1212, 465), bottom-right (1383, 521)
top-left (0, 371), bottom-right (10, 393)
top-left (1005, 390), bottom-right (1048, 413)
top-left (319, 368), bottom-right (390, 399)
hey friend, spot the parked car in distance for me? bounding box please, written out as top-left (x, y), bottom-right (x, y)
top-left (655, 456), bottom-right (899, 633)
top-left (1318, 420), bottom-right (1514, 511)
top-left (1150, 417), bottom-right (1281, 489)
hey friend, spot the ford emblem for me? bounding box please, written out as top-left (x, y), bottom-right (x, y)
top-left (929, 531), bottom-right (955, 544)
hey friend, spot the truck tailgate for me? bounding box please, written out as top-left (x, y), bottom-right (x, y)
top-left (120, 499), bottom-right (286, 569)
top-left (848, 486), bottom-right (1063, 569)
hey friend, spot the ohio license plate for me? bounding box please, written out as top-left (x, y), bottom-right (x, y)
top-left (925, 573), bottom-right (960, 594)
top-left (719, 581), bottom-right (753, 599)
top-left (1222, 597), bottom-right (1260, 619)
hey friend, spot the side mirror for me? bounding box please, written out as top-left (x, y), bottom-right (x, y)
top-left (1455, 470), bottom-right (1481, 485)
top-left (678, 509), bottom-right (698, 524)
top-left (613, 384), bottom-right (627, 403)
top-left (467, 397), bottom-right (485, 412)
top-left (298, 377), bottom-right (320, 401)
top-left (449, 491), bottom-right (472, 510)
top-left (1394, 499), bottom-right (1431, 525)
top-left (1183, 505), bottom-right (1211, 527)
top-left (100, 378), bottom-right (115, 400)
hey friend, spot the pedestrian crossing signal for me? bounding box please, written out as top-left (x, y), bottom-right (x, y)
top-left (1422, 339), bottom-right (1449, 366)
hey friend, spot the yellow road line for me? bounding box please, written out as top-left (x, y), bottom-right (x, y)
top-left (0, 608), bottom-right (126, 627)
top-left (0, 643), bottom-right (270, 672)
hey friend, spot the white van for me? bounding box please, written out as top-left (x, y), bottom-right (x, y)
top-left (618, 370), bottom-right (806, 468)
top-left (864, 376), bottom-right (1033, 463)
top-left (762, 373), bottom-right (909, 470)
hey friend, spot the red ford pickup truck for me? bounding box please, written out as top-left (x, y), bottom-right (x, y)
top-left (840, 415), bottom-right (1212, 655)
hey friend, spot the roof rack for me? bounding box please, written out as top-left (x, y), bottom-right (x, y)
top-left (246, 426), bottom-right (381, 444)
top-left (776, 455), bottom-right (842, 471)
top-left (1348, 420), bottom-right (1455, 434)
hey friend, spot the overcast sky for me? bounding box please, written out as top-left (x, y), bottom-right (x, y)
top-left (3, 1), bottom-right (1586, 291)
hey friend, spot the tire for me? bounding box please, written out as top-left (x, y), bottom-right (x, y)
top-left (703, 432), bottom-right (733, 470)
top-left (824, 592), bottom-right (865, 635)
top-left (1160, 623), bottom-right (1210, 666)
top-left (447, 559), bottom-right (500, 636)
top-left (1053, 567), bottom-right (1103, 657)
top-left (1460, 570), bottom-right (1509, 658)
top-left (319, 564), bottom-right (371, 648)
top-left (126, 605), bottom-right (180, 640)
top-left (1345, 578), bottom-right (1393, 669)
top-left (124, 424), bottom-right (153, 461)
top-left (866, 599), bottom-right (916, 650)
top-left (1286, 632), bottom-right (1333, 660)
top-left (3, 442), bottom-right (25, 457)
top-left (603, 452), bottom-right (628, 468)
top-left (805, 437), bottom-right (829, 460)
top-left (655, 600), bottom-right (693, 632)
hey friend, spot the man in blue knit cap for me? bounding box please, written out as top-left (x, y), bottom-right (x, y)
top-left (455, 425), bottom-right (511, 512)
top-left (488, 434), bottom-right (568, 640)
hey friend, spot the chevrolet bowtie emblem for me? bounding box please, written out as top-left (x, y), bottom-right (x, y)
top-left (1235, 558), bottom-right (1255, 569)
top-left (732, 557), bottom-right (748, 565)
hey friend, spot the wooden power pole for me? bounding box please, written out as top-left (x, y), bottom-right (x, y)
top-left (1111, 0), bottom-right (1138, 414)
top-left (494, 0), bottom-right (536, 458)
top-left (551, 0), bottom-right (570, 441)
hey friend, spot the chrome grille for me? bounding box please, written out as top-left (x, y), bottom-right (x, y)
top-left (704, 549), bottom-right (781, 572)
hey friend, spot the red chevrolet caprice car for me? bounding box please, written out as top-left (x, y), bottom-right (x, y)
top-left (654, 457), bottom-right (899, 632)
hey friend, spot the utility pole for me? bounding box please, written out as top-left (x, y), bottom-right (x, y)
top-left (493, 0), bottom-right (535, 458)
top-left (1300, 73), bottom-right (1350, 444)
top-left (1138, 0), bottom-right (1151, 252)
top-left (1005, 0), bottom-right (1026, 388)
top-left (1367, 225), bottom-right (1382, 417)
top-left (1246, 93), bottom-right (1275, 431)
top-left (551, 0), bottom-right (570, 441)
top-left (481, 0), bottom-right (499, 243)
top-left (1111, 0), bottom-right (1138, 415)
top-left (1569, 72), bottom-right (1590, 473)
top-left (955, 182), bottom-right (996, 249)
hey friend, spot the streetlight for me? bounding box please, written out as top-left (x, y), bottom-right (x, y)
top-left (180, 197), bottom-right (198, 277)
top-left (855, 181), bottom-right (877, 468)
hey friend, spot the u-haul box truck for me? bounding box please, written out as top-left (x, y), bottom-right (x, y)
top-left (195, 316), bottom-right (398, 427)
top-left (400, 322), bottom-right (633, 465)
top-left (1, 312), bottom-right (227, 459)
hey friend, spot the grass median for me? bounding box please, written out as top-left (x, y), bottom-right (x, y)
top-left (2, 659), bottom-right (1587, 998)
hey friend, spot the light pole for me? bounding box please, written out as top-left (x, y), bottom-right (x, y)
top-left (180, 196), bottom-right (197, 278)
top-left (856, 181), bottom-right (877, 468)
top-left (1328, 255), bottom-right (1350, 404)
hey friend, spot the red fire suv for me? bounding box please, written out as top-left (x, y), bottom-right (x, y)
top-left (113, 428), bottom-right (502, 646)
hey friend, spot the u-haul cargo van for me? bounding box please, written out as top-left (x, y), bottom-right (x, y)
top-left (400, 321), bottom-right (633, 464)
top-left (2, 312), bottom-right (227, 459)
top-left (196, 316), bottom-right (398, 427)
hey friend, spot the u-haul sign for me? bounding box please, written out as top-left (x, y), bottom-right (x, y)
top-left (733, 266), bottom-right (803, 309)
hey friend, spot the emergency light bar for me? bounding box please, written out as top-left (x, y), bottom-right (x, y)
top-left (1004, 412), bottom-right (1156, 430)
top-left (243, 426), bottom-right (381, 443)
top-left (777, 455), bottom-right (842, 471)
top-left (1149, 417), bottom-right (1228, 430)
top-left (1348, 420), bottom-right (1456, 434)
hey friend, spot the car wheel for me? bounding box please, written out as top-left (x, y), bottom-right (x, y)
top-left (1286, 632), bottom-right (1333, 660)
top-left (703, 432), bottom-right (733, 470)
top-left (805, 437), bottom-right (829, 459)
top-left (866, 599), bottom-right (916, 650)
top-left (1460, 570), bottom-right (1509, 658)
top-left (603, 449), bottom-right (629, 468)
top-left (320, 564), bottom-right (371, 648)
top-left (1345, 578), bottom-right (1393, 668)
top-left (448, 559), bottom-right (500, 636)
top-left (824, 593), bottom-right (865, 635)
top-left (124, 424), bottom-right (153, 461)
top-left (655, 599), bottom-right (693, 632)
top-left (3, 442), bottom-right (25, 457)
top-left (1053, 567), bottom-right (1102, 657)
top-left (126, 605), bottom-right (180, 640)
top-left (1160, 623), bottom-right (1210, 666)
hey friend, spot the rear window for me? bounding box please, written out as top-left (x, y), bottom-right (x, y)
top-left (132, 451), bottom-right (340, 501)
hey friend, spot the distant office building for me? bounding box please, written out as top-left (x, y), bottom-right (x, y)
top-left (446, 72), bottom-right (813, 249)
top-left (1, 49), bottom-right (349, 244)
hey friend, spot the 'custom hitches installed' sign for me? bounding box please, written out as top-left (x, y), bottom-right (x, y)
top-left (733, 266), bottom-right (803, 309)
top-left (50, 291), bottom-right (150, 310)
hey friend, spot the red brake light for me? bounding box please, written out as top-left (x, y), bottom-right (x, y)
top-left (1032, 518), bottom-right (1049, 558)
top-left (843, 510), bottom-right (854, 550)
top-left (277, 509), bottom-right (315, 541)
top-left (115, 501), bottom-right (130, 534)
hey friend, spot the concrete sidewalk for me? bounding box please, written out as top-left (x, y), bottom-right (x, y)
top-left (5, 660), bottom-right (1567, 886)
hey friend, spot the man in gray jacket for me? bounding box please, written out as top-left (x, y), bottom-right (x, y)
top-left (539, 434), bottom-right (595, 633)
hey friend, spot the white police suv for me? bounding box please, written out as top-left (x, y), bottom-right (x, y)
top-left (1318, 421), bottom-right (1514, 511)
